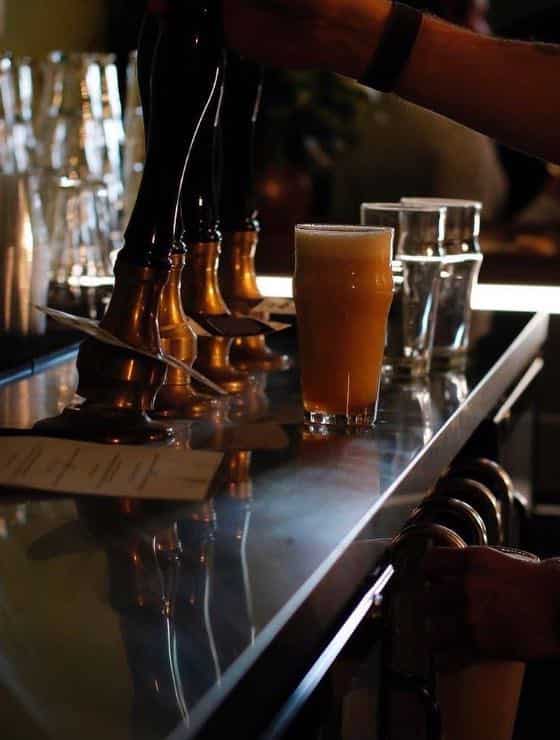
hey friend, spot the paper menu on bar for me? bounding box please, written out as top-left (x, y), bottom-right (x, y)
top-left (0, 436), bottom-right (224, 502)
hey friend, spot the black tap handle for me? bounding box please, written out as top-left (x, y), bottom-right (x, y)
top-left (122, 0), bottom-right (224, 268)
top-left (220, 53), bottom-right (264, 231)
top-left (136, 11), bottom-right (159, 145)
top-left (180, 50), bottom-right (225, 245)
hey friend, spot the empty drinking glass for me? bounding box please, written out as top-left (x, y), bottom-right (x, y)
top-left (38, 53), bottom-right (106, 182)
top-left (94, 53), bottom-right (125, 157)
top-left (0, 54), bottom-right (39, 173)
top-left (49, 177), bottom-right (112, 285)
top-left (360, 202), bottom-right (446, 257)
top-left (37, 51), bottom-right (65, 130)
top-left (402, 198), bottom-right (484, 369)
top-left (0, 172), bottom-right (50, 335)
top-left (37, 53), bottom-right (116, 304)
top-left (13, 57), bottom-right (39, 158)
top-left (84, 52), bottom-right (125, 236)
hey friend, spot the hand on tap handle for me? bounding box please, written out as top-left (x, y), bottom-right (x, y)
top-left (423, 547), bottom-right (560, 662)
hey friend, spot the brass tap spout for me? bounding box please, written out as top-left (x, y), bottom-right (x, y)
top-left (154, 251), bottom-right (224, 419)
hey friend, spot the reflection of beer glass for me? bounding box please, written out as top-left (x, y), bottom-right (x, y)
top-left (294, 225), bottom-right (393, 428)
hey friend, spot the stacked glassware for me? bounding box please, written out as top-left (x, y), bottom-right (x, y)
top-left (0, 50), bottom-right (144, 323)
top-left (0, 53), bottom-right (49, 334)
top-left (38, 52), bottom-right (117, 308)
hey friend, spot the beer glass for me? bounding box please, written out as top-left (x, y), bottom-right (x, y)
top-left (0, 54), bottom-right (38, 173)
top-left (361, 204), bottom-right (445, 378)
top-left (49, 177), bottom-right (113, 288)
top-left (386, 254), bottom-right (444, 378)
top-left (402, 198), bottom-right (484, 369)
top-left (294, 224), bottom-right (393, 428)
top-left (360, 202), bottom-right (446, 257)
top-left (0, 173), bottom-right (49, 335)
top-left (37, 53), bottom-right (106, 182)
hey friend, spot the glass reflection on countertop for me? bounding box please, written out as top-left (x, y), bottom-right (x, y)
top-left (0, 446), bottom-right (258, 740)
top-left (75, 453), bottom-right (257, 740)
top-left (378, 378), bottom-right (439, 446)
top-left (434, 371), bottom-right (469, 414)
top-left (295, 425), bottom-right (382, 512)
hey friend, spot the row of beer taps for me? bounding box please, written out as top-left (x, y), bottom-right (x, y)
top-left (34, 0), bottom-right (290, 445)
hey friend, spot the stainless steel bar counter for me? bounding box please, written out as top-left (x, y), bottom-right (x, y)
top-left (0, 310), bottom-right (549, 740)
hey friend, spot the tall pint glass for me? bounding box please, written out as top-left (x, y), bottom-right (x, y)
top-left (294, 225), bottom-right (394, 428)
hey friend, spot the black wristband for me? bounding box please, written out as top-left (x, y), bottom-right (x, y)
top-left (360, 3), bottom-right (423, 93)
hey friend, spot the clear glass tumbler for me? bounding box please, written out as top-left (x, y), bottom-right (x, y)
top-left (432, 252), bottom-right (483, 366)
top-left (37, 53), bottom-right (106, 182)
top-left (294, 224), bottom-right (394, 428)
top-left (84, 52), bottom-right (125, 240)
top-left (360, 202), bottom-right (446, 257)
top-left (0, 173), bottom-right (49, 335)
top-left (386, 255), bottom-right (443, 378)
top-left (0, 54), bottom-right (38, 173)
top-left (49, 176), bottom-right (113, 288)
top-left (402, 197), bottom-right (483, 369)
top-left (361, 203), bottom-right (446, 378)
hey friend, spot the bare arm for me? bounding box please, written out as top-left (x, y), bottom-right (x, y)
top-left (424, 547), bottom-right (560, 662)
top-left (224, 0), bottom-right (560, 162)
top-left (398, 14), bottom-right (560, 163)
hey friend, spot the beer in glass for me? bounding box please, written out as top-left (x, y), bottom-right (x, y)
top-left (294, 225), bottom-right (393, 427)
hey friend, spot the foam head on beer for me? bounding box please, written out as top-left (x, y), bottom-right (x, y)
top-left (294, 225), bottom-right (394, 427)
